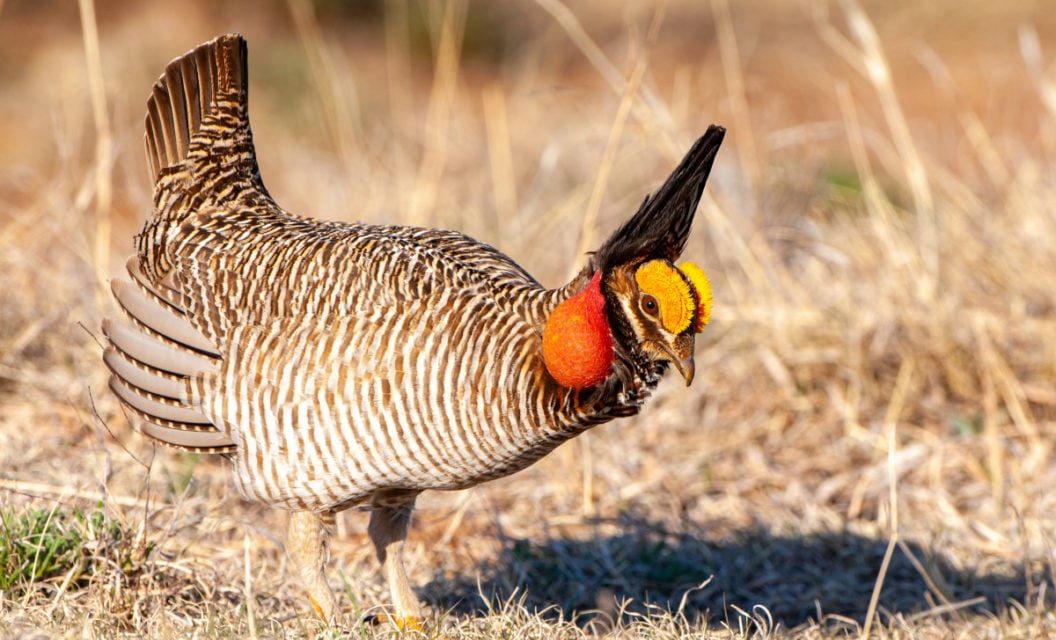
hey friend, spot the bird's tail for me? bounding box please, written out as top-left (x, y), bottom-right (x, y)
top-left (138, 33), bottom-right (269, 281)
top-left (144, 33), bottom-right (251, 185)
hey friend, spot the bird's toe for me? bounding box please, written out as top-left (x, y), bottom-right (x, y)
top-left (364, 611), bottom-right (424, 632)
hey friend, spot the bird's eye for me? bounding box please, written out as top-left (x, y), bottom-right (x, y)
top-left (641, 294), bottom-right (659, 316)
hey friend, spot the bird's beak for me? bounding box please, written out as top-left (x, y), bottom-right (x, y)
top-left (662, 334), bottom-right (696, 386)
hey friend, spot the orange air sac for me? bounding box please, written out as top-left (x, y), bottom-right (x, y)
top-left (542, 272), bottom-right (614, 390)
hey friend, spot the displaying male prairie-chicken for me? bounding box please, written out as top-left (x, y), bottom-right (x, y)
top-left (103, 34), bottom-right (724, 628)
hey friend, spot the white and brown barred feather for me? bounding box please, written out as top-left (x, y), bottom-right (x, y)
top-left (105, 34), bottom-right (718, 512)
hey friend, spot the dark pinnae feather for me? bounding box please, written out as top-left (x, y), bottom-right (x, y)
top-left (593, 125), bottom-right (725, 270)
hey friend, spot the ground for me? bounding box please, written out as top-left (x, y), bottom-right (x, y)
top-left (1, 0), bottom-right (1055, 637)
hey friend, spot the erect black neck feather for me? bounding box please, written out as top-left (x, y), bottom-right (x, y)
top-left (591, 126), bottom-right (725, 272)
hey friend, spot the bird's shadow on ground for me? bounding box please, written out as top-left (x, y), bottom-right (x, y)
top-left (421, 513), bottom-right (1050, 630)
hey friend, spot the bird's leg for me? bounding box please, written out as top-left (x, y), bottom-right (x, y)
top-left (286, 509), bottom-right (337, 622)
top-left (367, 496), bottom-right (421, 630)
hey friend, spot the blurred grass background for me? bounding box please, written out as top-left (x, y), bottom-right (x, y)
top-left (2, 0), bottom-right (1056, 637)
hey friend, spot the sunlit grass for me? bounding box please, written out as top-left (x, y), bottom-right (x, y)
top-left (0, 0), bottom-right (1054, 637)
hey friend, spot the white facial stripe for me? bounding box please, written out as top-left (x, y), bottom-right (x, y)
top-left (618, 296), bottom-right (648, 340)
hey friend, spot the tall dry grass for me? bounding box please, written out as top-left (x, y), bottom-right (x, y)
top-left (0, 0), bottom-right (1055, 637)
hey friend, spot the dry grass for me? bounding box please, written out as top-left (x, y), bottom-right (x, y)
top-left (2, 0), bottom-right (1056, 637)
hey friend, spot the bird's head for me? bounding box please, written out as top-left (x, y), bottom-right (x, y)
top-left (602, 258), bottom-right (711, 385)
top-left (542, 126), bottom-right (724, 391)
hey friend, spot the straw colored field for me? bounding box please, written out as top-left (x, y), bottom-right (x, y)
top-left (1, 0), bottom-right (1055, 637)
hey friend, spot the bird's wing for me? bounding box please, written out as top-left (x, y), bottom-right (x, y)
top-left (103, 256), bottom-right (236, 453)
top-left (406, 228), bottom-right (542, 291)
top-left (161, 210), bottom-right (546, 348)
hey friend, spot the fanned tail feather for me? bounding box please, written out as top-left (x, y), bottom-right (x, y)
top-left (139, 33), bottom-right (267, 284)
top-left (144, 33), bottom-right (248, 184)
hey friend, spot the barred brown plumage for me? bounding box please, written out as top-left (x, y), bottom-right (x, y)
top-left (103, 33), bottom-right (725, 627)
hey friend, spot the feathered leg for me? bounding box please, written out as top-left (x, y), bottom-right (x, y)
top-left (286, 510), bottom-right (337, 621)
top-left (367, 494), bottom-right (421, 630)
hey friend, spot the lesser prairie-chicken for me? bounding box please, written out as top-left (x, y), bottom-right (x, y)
top-left (103, 34), bottom-right (724, 627)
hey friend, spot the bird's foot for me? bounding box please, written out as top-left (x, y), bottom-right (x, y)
top-left (308, 595), bottom-right (330, 621)
top-left (365, 611), bottom-right (423, 632)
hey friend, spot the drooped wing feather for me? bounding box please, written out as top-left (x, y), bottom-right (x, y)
top-left (103, 257), bottom-right (236, 453)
